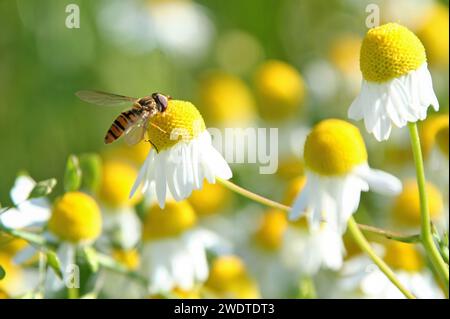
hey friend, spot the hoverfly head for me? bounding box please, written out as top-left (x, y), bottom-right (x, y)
top-left (152, 93), bottom-right (169, 112)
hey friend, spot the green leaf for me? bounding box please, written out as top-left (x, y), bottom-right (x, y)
top-left (0, 265), bottom-right (5, 280)
top-left (81, 246), bottom-right (99, 273)
top-left (64, 155), bottom-right (81, 192)
top-left (28, 178), bottom-right (57, 199)
top-left (46, 250), bottom-right (63, 280)
top-left (79, 153), bottom-right (102, 194)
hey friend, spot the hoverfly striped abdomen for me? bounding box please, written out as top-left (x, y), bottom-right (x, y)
top-left (105, 108), bottom-right (142, 144)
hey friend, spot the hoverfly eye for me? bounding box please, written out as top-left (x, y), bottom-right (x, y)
top-left (155, 93), bottom-right (168, 112)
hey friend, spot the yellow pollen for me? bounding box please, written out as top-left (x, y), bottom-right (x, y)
top-left (304, 119), bottom-right (367, 176)
top-left (384, 241), bottom-right (424, 272)
top-left (436, 126), bottom-right (449, 157)
top-left (112, 249), bottom-right (140, 271)
top-left (199, 71), bottom-right (256, 126)
top-left (360, 23), bottom-right (426, 82)
top-left (254, 60), bottom-right (306, 121)
top-left (98, 160), bottom-right (142, 208)
top-left (188, 181), bottom-right (231, 216)
top-left (205, 256), bottom-right (260, 299)
top-left (48, 192), bottom-right (102, 243)
top-left (254, 209), bottom-right (288, 251)
top-left (147, 100), bottom-right (206, 152)
top-left (392, 180), bottom-right (443, 227)
top-left (142, 200), bottom-right (197, 241)
top-left (419, 114), bottom-right (449, 158)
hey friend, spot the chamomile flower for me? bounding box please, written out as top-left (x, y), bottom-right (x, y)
top-left (130, 100), bottom-right (232, 208)
top-left (140, 200), bottom-right (219, 294)
top-left (349, 23), bottom-right (439, 141)
top-left (198, 71), bottom-right (257, 127)
top-left (0, 175), bottom-right (50, 229)
top-left (98, 160), bottom-right (142, 249)
top-left (289, 119), bottom-right (402, 232)
top-left (45, 192), bottom-right (102, 292)
top-left (203, 255), bottom-right (260, 299)
top-left (254, 60), bottom-right (306, 122)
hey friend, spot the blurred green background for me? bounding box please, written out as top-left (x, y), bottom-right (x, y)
top-left (1, 0), bottom-right (448, 204)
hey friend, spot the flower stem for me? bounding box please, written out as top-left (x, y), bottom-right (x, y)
top-left (217, 178), bottom-right (290, 211)
top-left (408, 123), bottom-right (449, 289)
top-left (217, 178), bottom-right (420, 243)
top-left (348, 217), bottom-right (415, 299)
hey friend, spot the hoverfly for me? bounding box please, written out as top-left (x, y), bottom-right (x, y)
top-left (75, 90), bottom-right (170, 147)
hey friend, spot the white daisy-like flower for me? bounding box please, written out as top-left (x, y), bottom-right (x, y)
top-left (289, 119), bottom-right (402, 233)
top-left (282, 221), bottom-right (345, 275)
top-left (44, 191), bottom-right (102, 294)
top-left (140, 200), bottom-right (219, 294)
top-left (130, 99), bottom-right (232, 209)
top-left (349, 23), bottom-right (439, 141)
top-left (0, 175), bottom-right (50, 229)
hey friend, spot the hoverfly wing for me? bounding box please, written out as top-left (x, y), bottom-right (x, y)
top-left (124, 117), bottom-right (149, 146)
top-left (75, 90), bottom-right (138, 106)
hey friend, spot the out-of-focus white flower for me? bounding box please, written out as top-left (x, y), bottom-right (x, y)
top-left (0, 175), bottom-right (50, 229)
top-left (140, 200), bottom-right (219, 293)
top-left (97, 0), bottom-right (214, 60)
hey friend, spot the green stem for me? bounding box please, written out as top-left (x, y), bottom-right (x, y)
top-left (348, 217), bottom-right (415, 299)
top-left (217, 178), bottom-right (290, 211)
top-left (408, 123), bottom-right (449, 289)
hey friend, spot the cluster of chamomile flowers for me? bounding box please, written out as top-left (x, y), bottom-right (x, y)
top-left (0, 21), bottom-right (447, 299)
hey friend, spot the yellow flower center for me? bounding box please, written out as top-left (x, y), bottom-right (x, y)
top-left (188, 181), bottom-right (231, 216)
top-left (147, 100), bottom-right (206, 152)
top-left (304, 119), bottom-right (367, 176)
top-left (48, 192), bottom-right (102, 243)
top-left (329, 34), bottom-right (362, 75)
top-left (254, 60), bottom-right (306, 121)
top-left (360, 23), bottom-right (426, 82)
top-left (142, 200), bottom-right (197, 241)
top-left (419, 114), bottom-right (449, 158)
top-left (254, 209), bottom-right (288, 251)
top-left (205, 256), bottom-right (259, 299)
top-left (199, 72), bottom-right (256, 126)
top-left (436, 126), bottom-right (449, 157)
top-left (416, 4), bottom-right (449, 67)
top-left (276, 157), bottom-right (304, 181)
top-left (98, 160), bottom-right (142, 208)
top-left (283, 176), bottom-right (307, 206)
top-left (384, 241), bottom-right (424, 272)
top-left (103, 141), bottom-right (151, 166)
top-left (392, 180), bottom-right (443, 227)
top-left (112, 249), bottom-right (140, 271)
top-left (0, 289), bottom-right (8, 299)
top-left (0, 252), bottom-right (22, 293)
